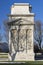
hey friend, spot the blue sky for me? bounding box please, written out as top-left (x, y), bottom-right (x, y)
top-left (0, 0), bottom-right (43, 42)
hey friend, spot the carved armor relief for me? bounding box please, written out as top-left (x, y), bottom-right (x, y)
top-left (11, 29), bottom-right (18, 52)
top-left (19, 29), bottom-right (32, 51)
top-left (19, 29), bottom-right (26, 51)
top-left (27, 29), bottom-right (32, 50)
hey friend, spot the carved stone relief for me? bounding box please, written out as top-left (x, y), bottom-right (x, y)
top-left (11, 29), bottom-right (18, 52)
top-left (19, 29), bottom-right (26, 51)
top-left (11, 29), bottom-right (32, 52)
top-left (27, 29), bottom-right (32, 50)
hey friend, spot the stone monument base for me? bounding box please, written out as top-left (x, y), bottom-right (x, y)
top-left (8, 50), bottom-right (35, 61)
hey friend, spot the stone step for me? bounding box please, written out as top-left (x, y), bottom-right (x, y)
top-left (0, 53), bottom-right (8, 61)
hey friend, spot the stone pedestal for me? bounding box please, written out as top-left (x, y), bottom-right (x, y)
top-left (14, 50), bottom-right (34, 61)
top-left (7, 3), bottom-right (35, 61)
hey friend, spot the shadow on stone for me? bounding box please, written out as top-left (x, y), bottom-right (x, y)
top-left (11, 52), bottom-right (17, 61)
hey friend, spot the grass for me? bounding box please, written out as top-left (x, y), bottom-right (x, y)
top-left (26, 61), bottom-right (43, 64)
top-left (0, 61), bottom-right (43, 65)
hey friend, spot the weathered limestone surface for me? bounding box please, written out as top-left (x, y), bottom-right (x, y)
top-left (8, 3), bottom-right (35, 61)
top-left (11, 3), bottom-right (32, 14)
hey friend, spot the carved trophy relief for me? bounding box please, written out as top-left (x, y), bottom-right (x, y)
top-left (11, 29), bottom-right (18, 51)
top-left (27, 29), bottom-right (32, 49)
top-left (10, 28), bottom-right (32, 53)
top-left (19, 29), bottom-right (26, 51)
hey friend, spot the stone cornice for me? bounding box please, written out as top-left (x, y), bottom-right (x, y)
top-left (11, 3), bottom-right (30, 7)
top-left (7, 13), bottom-right (35, 17)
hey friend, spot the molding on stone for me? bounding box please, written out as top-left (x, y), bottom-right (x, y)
top-left (7, 14), bottom-right (35, 17)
